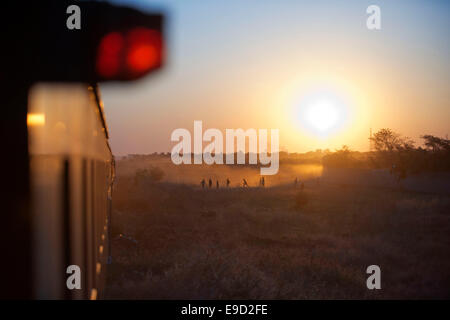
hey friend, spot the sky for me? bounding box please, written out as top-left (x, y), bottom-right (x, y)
top-left (101, 0), bottom-right (450, 155)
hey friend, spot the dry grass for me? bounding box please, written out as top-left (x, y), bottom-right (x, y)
top-left (104, 161), bottom-right (450, 299)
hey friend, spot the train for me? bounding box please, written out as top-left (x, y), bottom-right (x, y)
top-left (1, 1), bottom-right (165, 299)
top-left (28, 83), bottom-right (114, 299)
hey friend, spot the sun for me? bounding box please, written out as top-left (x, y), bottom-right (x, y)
top-left (294, 89), bottom-right (349, 137)
top-left (305, 100), bottom-right (339, 132)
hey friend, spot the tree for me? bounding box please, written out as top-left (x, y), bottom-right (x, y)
top-left (421, 135), bottom-right (450, 152)
top-left (370, 128), bottom-right (415, 152)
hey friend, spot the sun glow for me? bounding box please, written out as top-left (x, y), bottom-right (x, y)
top-left (294, 88), bottom-right (350, 138)
top-left (305, 100), bottom-right (339, 132)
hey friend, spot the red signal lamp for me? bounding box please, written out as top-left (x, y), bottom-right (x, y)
top-left (12, 1), bottom-right (165, 83)
top-left (96, 27), bottom-right (163, 81)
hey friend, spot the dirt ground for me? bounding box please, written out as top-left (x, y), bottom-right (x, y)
top-left (104, 158), bottom-right (450, 299)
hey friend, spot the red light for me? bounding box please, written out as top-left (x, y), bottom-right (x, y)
top-left (127, 44), bottom-right (158, 73)
top-left (126, 28), bottom-right (162, 76)
top-left (96, 28), bottom-right (162, 80)
top-left (96, 32), bottom-right (124, 78)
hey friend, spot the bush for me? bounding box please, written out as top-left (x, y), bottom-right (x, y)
top-left (134, 166), bottom-right (165, 186)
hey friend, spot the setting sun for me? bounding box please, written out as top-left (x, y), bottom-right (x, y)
top-left (294, 88), bottom-right (350, 138)
top-left (305, 100), bottom-right (339, 133)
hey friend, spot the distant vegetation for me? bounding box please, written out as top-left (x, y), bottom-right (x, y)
top-left (134, 166), bottom-right (165, 185)
top-left (123, 129), bottom-right (450, 177)
top-left (323, 130), bottom-right (450, 180)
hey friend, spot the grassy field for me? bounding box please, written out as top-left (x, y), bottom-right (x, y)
top-left (105, 158), bottom-right (450, 299)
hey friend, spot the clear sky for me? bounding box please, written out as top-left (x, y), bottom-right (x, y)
top-left (101, 0), bottom-right (450, 155)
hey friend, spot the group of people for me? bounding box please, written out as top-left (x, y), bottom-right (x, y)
top-left (199, 177), bottom-right (259, 189)
top-left (201, 178), bottom-right (231, 189)
top-left (241, 178), bottom-right (263, 188)
top-left (200, 176), bottom-right (307, 189)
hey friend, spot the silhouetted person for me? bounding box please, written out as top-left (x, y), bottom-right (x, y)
top-left (216, 180), bottom-right (219, 189)
top-left (201, 179), bottom-right (205, 189)
top-left (294, 177), bottom-right (298, 188)
top-left (261, 177), bottom-right (265, 187)
top-left (208, 178), bottom-right (212, 188)
top-left (242, 179), bottom-right (248, 187)
top-left (226, 178), bottom-right (230, 187)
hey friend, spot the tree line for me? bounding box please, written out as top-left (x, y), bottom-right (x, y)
top-left (323, 129), bottom-right (450, 177)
